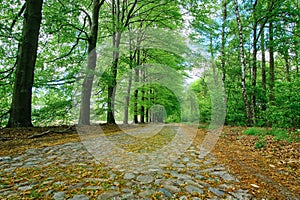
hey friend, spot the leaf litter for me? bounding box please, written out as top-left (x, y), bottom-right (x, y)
top-left (0, 125), bottom-right (299, 199)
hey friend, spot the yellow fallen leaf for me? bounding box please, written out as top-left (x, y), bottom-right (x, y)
top-left (269, 164), bottom-right (276, 168)
top-left (250, 184), bottom-right (259, 188)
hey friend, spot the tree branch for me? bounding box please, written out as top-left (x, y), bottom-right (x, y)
top-left (79, 8), bottom-right (92, 29)
top-left (0, 64), bottom-right (16, 81)
top-left (0, 110), bottom-right (10, 120)
top-left (124, 0), bottom-right (138, 27)
top-left (46, 37), bottom-right (82, 63)
top-left (27, 126), bottom-right (75, 139)
top-left (46, 17), bottom-right (89, 63)
top-left (10, 3), bottom-right (26, 31)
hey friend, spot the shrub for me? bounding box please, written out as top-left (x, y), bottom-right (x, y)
top-left (255, 135), bottom-right (267, 149)
top-left (243, 127), bottom-right (261, 136)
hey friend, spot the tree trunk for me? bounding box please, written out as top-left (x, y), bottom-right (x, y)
top-left (220, 0), bottom-right (228, 119)
top-left (284, 49), bottom-right (290, 82)
top-left (7, 0), bottom-right (43, 128)
top-left (221, 0), bottom-right (227, 84)
top-left (123, 33), bottom-right (136, 125)
top-left (133, 49), bottom-right (140, 124)
top-left (123, 64), bottom-right (133, 124)
top-left (146, 108), bottom-right (149, 123)
top-left (261, 27), bottom-right (267, 111)
top-left (107, 32), bottom-right (121, 124)
top-left (140, 66), bottom-right (146, 123)
top-left (107, 0), bottom-right (122, 124)
top-left (269, 21), bottom-right (275, 103)
top-left (140, 91), bottom-right (145, 123)
top-left (251, 22), bottom-right (258, 124)
top-left (234, 0), bottom-right (252, 126)
top-left (133, 68), bottom-right (139, 124)
top-left (79, 0), bottom-right (101, 125)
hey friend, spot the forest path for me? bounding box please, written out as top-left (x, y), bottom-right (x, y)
top-left (0, 124), bottom-right (252, 199)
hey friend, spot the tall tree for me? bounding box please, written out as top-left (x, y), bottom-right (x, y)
top-left (123, 31), bottom-right (136, 124)
top-left (221, 0), bottom-right (227, 85)
top-left (269, 20), bottom-right (275, 104)
top-left (79, 0), bottom-right (105, 125)
top-left (261, 26), bottom-right (267, 111)
top-left (250, 0), bottom-right (258, 124)
top-left (107, 0), bottom-right (138, 124)
top-left (7, 0), bottom-right (43, 127)
top-left (233, 0), bottom-right (252, 125)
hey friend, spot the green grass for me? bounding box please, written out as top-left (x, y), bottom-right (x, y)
top-left (243, 127), bottom-right (262, 136)
top-left (243, 127), bottom-right (299, 149)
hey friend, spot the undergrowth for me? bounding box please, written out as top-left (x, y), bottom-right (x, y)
top-left (243, 127), bottom-right (300, 149)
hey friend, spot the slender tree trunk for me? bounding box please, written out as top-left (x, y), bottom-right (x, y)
top-left (79, 0), bottom-right (102, 125)
top-left (269, 21), bottom-right (275, 103)
top-left (296, 48), bottom-right (299, 74)
top-left (209, 31), bottom-right (218, 85)
top-left (146, 108), bottom-right (149, 123)
top-left (251, 23), bottom-right (258, 124)
top-left (296, 2), bottom-right (300, 74)
top-left (123, 60), bottom-right (133, 124)
top-left (284, 49), bottom-right (290, 82)
top-left (133, 68), bottom-right (139, 124)
top-left (140, 92), bottom-right (145, 123)
top-left (107, 32), bottom-right (121, 124)
top-left (7, 0), bottom-right (43, 128)
top-left (107, 0), bottom-right (122, 124)
top-left (221, 0), bottom-right (227, 84)
top-left (234, 0), bottom-right (252, 126)
top-left (220, 0), bottom-right (228, 120)
top-left (261, 27), bottom-right (267, 111)
top-left (123, 32), bottom-right (136, 124)
top-left (133, 49), bottom-right (140, 124)
top-left (140, 69), bottom-right (145, 123)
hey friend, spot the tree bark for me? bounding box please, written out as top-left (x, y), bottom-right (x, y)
top-left (140, 69), bottom-right (145, 123)
top-left (123, 29), bottom-right (140, 124)
top-left (7, 0), bottom-right (43, 128)
top-left (146, 107), bottom-right (149, 123)
top-left (251, 25), bottom-right (257, 124)
top-left (107, 0), bottom-right (122, 124)
top-left (123, 63), bottom-right (133, 124)
top-left (234, 0), bottom-right (252, 126)
top-left (220, 0), bottom-right (228, 119)
top-left (133, 68), bottom-right (139, 124)
top-left (269, 21), bottom-right (275, 103)
top-left (221, 0), bottom-right (227, 85)
top-left (79, 0), bottom-right (102, 125)
top-left (261, 27), bottom-right (267, 111)
top-left (107, 32), bottom-right (121, 124)
top-left (250, 0), bottom-right (259, 124)
top-left (107, 0), bottom-right (138, 124)
top-left (133, 48), bottom-right (140, 124)
top-left (284, 49), bottom-right (290, 82)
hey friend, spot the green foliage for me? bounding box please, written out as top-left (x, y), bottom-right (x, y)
top-left (32, 88), bottom-right (73, 126)
top-left (255, 135), bottom-right (267, 149)
top-left (264, 76), bottom-right (300, 128)
top-left (243, 127), bottom-right (261, 136)
top-left (243, 128), bottom-right (267, 149)
top-left (243, 127), bottom-right (300, 146)
top-left (0, 0), bottom-right (299, 129)
top-left (190, 78), bottom-right (211, 123)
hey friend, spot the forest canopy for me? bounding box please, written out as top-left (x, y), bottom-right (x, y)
top-left (0, 0), bottom-right (299, 129)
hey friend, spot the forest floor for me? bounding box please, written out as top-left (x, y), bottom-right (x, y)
top-left (0, 124), bottom-right (299, 199)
